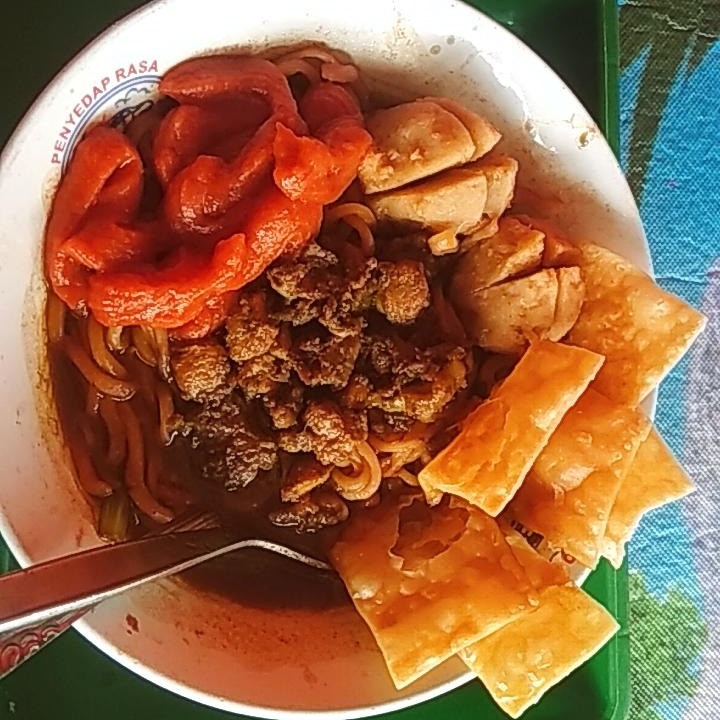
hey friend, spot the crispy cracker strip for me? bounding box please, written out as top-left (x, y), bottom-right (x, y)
top-left (601, 428), bottom-right (695, 568)
top-left (330, 495), bottom-right (537, 689)
top-left (460, 583), bottom-right (619, 718)
top-left (567, 243), bottom-right (706, 406)
top-left (509, 388), bottom-right (651, 567)
top-left (418, 340), bottom-right (604, 516)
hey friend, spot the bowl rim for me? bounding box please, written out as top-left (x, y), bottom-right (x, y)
top-left (0, 0), bottom-right (653, 716)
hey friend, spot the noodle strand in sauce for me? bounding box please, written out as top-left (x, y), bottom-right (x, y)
top-left (116, 399), bottom-right (173, 524)
top-left (87, 315), bottom-right (128, 378)
top-left (61, 335), bottom-right (135, 399)
top-left (332, 441), bottom-right (383, 501)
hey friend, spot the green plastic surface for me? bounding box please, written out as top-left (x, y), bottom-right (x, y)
top-left (0, 1), bottom-right (628, 718)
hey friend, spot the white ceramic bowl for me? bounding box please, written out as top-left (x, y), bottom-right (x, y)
top-left (0, 0), bottom-right (649, 716)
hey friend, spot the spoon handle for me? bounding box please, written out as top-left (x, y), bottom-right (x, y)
top-left (1, 529), bottom-right (251, 634)
top-left (0, 609), bottom-right (86, 678)
top-left (0, 528), bottom-right (332, 678)
top-left (0, 529), bottom-right (241, 678)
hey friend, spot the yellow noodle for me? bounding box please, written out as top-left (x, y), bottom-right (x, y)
top-left (134, 359), bottom-right (161, 406)
top-left (344, 214), bottom-right (375, 256)
top-left (274, 45), bottom-right (350, 65)
top-left (131, 326), bottom-right (156, 366)
top-left (146, 445), bottom-right (161, 496)
top-left (383, 443), bottom-right (427, 477)
top-left (325, 202), bottom-right (376, 226)
top-left (98, 396), bottom-right (127, 465)
top-left (397, 468), bottom-right (420, 487)
top-left (46, 292), bottom-right (67, 344)
top-left (428, 229), bottom-right (459, 256)
top-left (151, 328), bottom-right (171, 379)
top-left (332, 441), bottom-right (382, 501)
top-left (369, 436), bottom-right (426, 454)
top-left (87, 315), bottom-right (128, 378)
top-left (369, 422), bottom-right (428, 453)
top-left (276, 58), bottom-right (322, 84)
top-left (117, 401), bottom-right (173, 523)
top-left (68, 429), bottom-right (113, 498)
top-left (379, 454), bottom-right (395, 476)
top-left (106, 326), bottom-right (128, 352)
top-left (85, 385), bottom-right (102, 415)
top-left (394, 451), bottom-right (418, 476)
top-left (156, 382), bottom-right (175, 445)
top-left (374, 429), bottom-right (426, 476)
top-left (273, 45), bottom-right (367, 103)
top-left (62, 335), bottom-right (136, 399)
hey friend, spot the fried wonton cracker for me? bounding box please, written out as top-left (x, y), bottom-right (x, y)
top-left (602, 428), bottom-right (695, 568)
top-left (567, 243), bottom-right (706, 406)
top-left (418, 340), bottom-right (604, 516)
top-left (509, 388), bottom-right (651, 567)
top-left (330, 494), bottom-right (537, 689)
top-left (460, 583), bottom-right (619, 718)
top-left (502, 528), bottom-right (570, 589)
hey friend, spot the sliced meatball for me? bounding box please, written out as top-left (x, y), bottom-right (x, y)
top-left (423, 96), bottom-right (501, 160)
top-left (552, 266), bottom-right (585, 339)
top-left (359, 100), bottom-right (486, 194)
top-left (368, 165), bottom-right (489, 237)
top-left (375, 260), bottom-right (430, 324)
top-left (458, 268), bottom-right (580, 354)
top-left (451, 217), bottom-right (545, 296)
top-left (543, 231), bottom-right (583, 268)
top-left (464, 156), bottom-right (519, 242)
top-left (513, 214), bottom-right (583, 268)
top-left (171, 340), bottom-right (231, 402)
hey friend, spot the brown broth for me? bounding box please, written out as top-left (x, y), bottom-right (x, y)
top-left (49, 339), bottom-right (350, 611)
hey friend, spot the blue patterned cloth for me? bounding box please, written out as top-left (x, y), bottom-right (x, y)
top-left (618, 2), bottom-right (719, 717)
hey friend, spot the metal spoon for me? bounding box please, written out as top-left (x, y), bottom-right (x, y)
top-left (0, 514), bottom-right (332, 678)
